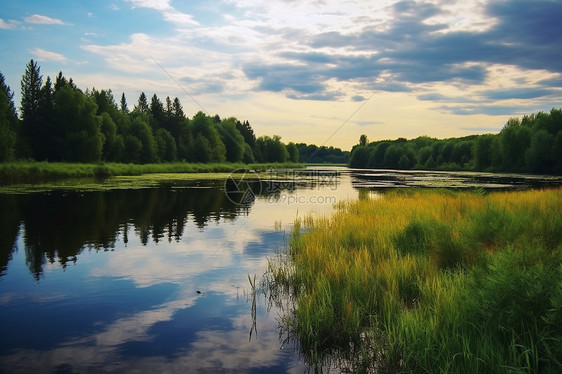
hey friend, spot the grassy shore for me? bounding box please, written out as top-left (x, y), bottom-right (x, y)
top-left (270, 188), bottom-right (562, 373)
top-left (0, 161), bottom-right (304, 185)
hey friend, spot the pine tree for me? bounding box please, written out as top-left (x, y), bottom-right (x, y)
top-left (236, 120), bottom-right (256, 149)
top-left (135, 92), bottom-right (149, 114)
top-left (172, 97), bottom-right (184, 118)
top-left (149, 94), bottom-right (165, 130)
top-left (54, 71), bottom-right (67, 91)
top-left (120, 93), bottom-right (129, 114)
top-left (36, 76), bottom-right (55, 160)
top-left (20, 59), bottom-right (43, 158)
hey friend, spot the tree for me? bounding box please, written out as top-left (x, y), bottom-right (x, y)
top-left (123, 135), bottom-right (142, 163)
top-left (525, 129), bottom-right (553, 173)
top-left (100, 112), bottom-right (124, 161)
top-left (370, 142), bottom-right (390, 168)
top-left (383, 145), bottom-right (401, 169)
top-left (120, 93), bottom-right (129, 114)
top-left (134, 92), bottom-right (149, 114)
top-left (451, 141), bottom-right (472, 167)
top-left (91, 89), bottom-right (119, 116)
top-left (54, 71), bottom-right (67, 91)
top-left (172, 97), bottom-right (184, 118)
top-left (130, 117), bottom-right (158, 163)
top-left (500, 118), bottom-right (530, 171)
top-left (20, 59), bottom-right (42, 158)
top-left (242, 143), bottom-right (255, 163)
top-left (150, 94), bottom-right (165, 130)
top-left (236, 120), bottom-right (256, 149)
top-left (193, 132), bottom-right (212, 162)
top-left (473, 135), bottom-right (494, 171)
top-left (552, 132), bottom-right (562, 174)
top-left (191, 111), bottom-right (226, 162)
top-left (417, 146), bottom-right (432, 167)
top-left (217, 117), bottom-right (245, 162)
top-left (254, 135), bottom-right (289, 163)
top-left (0, 72), bottom-right (18, 161)
top-left (155, 128), bottom-right (177, 162)
top-left (359, 134), bottom-right (368, 146)
top-left (286, 142), bottom-right (299, 162)
top-left (52, 84), bottom-right (104, 162)
top-left (349, 146), bottom-right (369, 168)
top-left (35, 76), bottom-right (55, 160)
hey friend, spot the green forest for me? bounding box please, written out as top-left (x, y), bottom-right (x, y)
top-left (1, 60), bottom-right (346, 165)
top-left (1, 60), bottom-right (560, 174)
top-left (350, 109), bottom-right (562, 174)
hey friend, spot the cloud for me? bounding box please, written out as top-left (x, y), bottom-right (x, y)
top-left (125, 0), bottom-right (199, 26)
top-left (79, 0), bottom-right (562, 125)
top-left (417, 93), bottom-right (477, 103)
top-left (481, 88), bottom-right (555, 100)
top-left (237, 0), bottom-right (562, 108)
top-left (30, 48), bottom-right (67, 62)
top-left (162, 10), bottom-right (199, 26)
top-left (287, 91), bottom-right (343, 101)
top-left (24, 14), bottom-right (65, 25)
top-left (0, 18), bottom-right (20, 29)
top-left (354, 120), bottom-right (385, 126)
top-left (125, 0), bottom-right (172, 11)
top-left (437, 104), bottom-right (535, 116)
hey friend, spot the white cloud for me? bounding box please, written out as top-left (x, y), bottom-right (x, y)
top-left (126, 0), bottom-right (172, 11)
top-left (162, 10), bottom-right (199, 26)
top-left (24, 14), bottom-right (65, 25)
top-left (30, 48), bottom-right (67, 61)
top-left (0, 18), bottom-right (20, 29)
top-left (125, 0), bottom-right (199, 26)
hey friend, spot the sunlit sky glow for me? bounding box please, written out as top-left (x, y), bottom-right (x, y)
top-left (1, 0), bottom-right (561, 149)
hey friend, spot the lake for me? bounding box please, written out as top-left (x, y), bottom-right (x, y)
top-left (1, 167), bottom-right (561, 373)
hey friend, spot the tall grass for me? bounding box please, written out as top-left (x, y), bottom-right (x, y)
top-left (269, 188), bottom-right (562, 372)
top-left (0, 161), bottom-right (304, 184)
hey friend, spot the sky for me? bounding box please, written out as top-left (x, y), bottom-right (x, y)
top-left (1, 0), bottom-right (561, 150)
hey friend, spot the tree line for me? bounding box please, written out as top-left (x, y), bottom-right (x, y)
top-left (350, 108), bottom-right (562, 175)
top-left (296, 143), bottom-right (349, 164)
top-left (0, 60), bottom-right (303, 164)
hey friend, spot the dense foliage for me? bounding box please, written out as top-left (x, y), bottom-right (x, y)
top-left (0, 60), bottom-right (296, 164)
top-left (350, 109), bottom-right (562, 174)
top-left (296, 143), bottom-right (349, 164)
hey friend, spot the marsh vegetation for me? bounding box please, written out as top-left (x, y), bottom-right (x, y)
top-left (269, 188), bottom-right (562, 373)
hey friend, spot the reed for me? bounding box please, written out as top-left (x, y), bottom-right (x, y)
top-left (270, 188), bottom-right (562, 372)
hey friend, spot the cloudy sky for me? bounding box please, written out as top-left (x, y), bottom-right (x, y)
top-left (1, 0), bottom-right (561, 149)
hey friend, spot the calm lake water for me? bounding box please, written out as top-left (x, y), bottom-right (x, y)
top-left (1, 167), bottom-right (561, 373)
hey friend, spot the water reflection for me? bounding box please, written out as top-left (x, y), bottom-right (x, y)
top-left (0, 186), bottom-right (246, 280)
top-left (0, 169), bottom-right (350, 373)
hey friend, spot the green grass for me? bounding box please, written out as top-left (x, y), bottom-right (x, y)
top-left (0, 161), bottom-right (304, 185)
top-left (268, 188), bottom-right (562, 373)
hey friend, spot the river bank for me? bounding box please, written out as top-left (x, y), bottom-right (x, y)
top-left (0, 161), bottom-right (304, 185)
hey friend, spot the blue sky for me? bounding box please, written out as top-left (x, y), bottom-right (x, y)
top-left (1, 0), bottom-right (561, 149)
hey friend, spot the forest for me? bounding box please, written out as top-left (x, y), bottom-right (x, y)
top-left (350, 108), bottom-right (562, 174)
top-left (1, 60), bottom-right (347, 165)
top-left (2, 60), bottom-right (560, 174)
